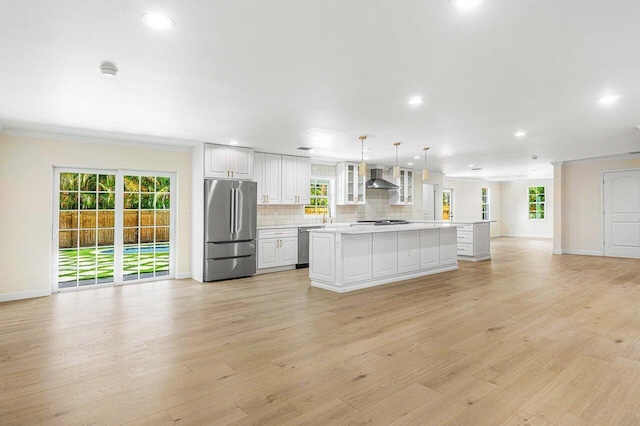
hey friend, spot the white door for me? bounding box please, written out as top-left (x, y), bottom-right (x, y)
top-left (295, 157), bottom-right (311, 204)
top-left (281, 155), bottom-right (297, 204)
top-left (604, 170), bottom-right (640, 258)
top-left (230, 148), bottom-right (253, 179)
top-left (423, 183), bottom-right (435, 220)
top-left (254, 153), bottom-right (265, 204)
top-left (204, 145), bottom-right (230, 178)
top-left (258, 239), bottom-right (278, 269)
top-left (264, 154), bottom-right (282, 204)
top-left (279, 237), bottom-right (298, 265)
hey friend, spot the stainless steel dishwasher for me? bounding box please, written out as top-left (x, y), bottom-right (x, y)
top-left (296, 226), bottom-right (322, 268)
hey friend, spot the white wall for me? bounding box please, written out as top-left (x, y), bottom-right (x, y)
top-left (500, 178), bottom-right (553, 238)
top-left (559, 157), bottom-right (640, 255)
top-left (442, 178), bottom-right (502, 236)
top-left (0, 134), bottom-right (192, 301)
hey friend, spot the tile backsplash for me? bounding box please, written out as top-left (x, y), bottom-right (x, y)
top-left (257, 189), bottom-right (413, 226)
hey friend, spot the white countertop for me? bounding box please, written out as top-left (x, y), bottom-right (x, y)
top-left (309, 222), bottom-right (458, 234)
top-left (257, 223), bottom-right (350, 230)
top-left (415, 220), bottom-right (497, 224)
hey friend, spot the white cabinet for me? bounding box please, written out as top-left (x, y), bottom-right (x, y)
top-left (454, 222), bottom-right (491, 261)
top-left (281, 155), bottom-right (310, 205)
top-left (257, 228), bottom-right (298, 269)
top-left (254, 153), bottom-right (282, 204)
top-left (389, 168), bottom-right (414, 205)
top-left (336, 162), bottom-right (366, 205)
top-left (204, 144), bottom-right (253, 179)
top-left (397, 231), bottom-right (420, 273)
top-left (419, 229), bottom-right (440, 269)
top-left (373, 232), bottom-right (398, 278)
top-left (439, 227), bottom-right (458, 265)
top-left (342, 234), bottom-right (372, 283)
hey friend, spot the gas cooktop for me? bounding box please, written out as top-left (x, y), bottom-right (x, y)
top-left (357, 220), bottom-right (409, 226)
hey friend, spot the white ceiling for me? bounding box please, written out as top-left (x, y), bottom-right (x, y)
top-left (1, 0), bottom-right (640, 180)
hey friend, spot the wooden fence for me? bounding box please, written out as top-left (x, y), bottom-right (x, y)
top-left (59, 211), bottom-right (170, 248)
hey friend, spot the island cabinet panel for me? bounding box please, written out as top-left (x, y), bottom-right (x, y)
top-left (439, 227), bottom-right (458, 265)
top-left (372, 232), bottom-right (398, 278)
top-left (419, 229), bottom-right (440, 269)
top-left (474, 222), bottom-right (490, 257)
top-left (342, 234), bottom-right (373, 283)
top-left (397, 231), bottom-right (420, 273)
top-left (309, 233), bottom-right (335, 282)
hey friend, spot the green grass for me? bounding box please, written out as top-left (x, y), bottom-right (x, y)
top-left (58, 243), bottom-right (169, 287)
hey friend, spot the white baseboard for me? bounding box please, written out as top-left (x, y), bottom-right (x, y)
top-left (552, 249), bottom-right (563, 255)
top-left (0, 288), bottom-right (51, 303)
top-left (500, 234), bottom-right (553, 239)
top-left (175, 272), bottom-right (192, 280)
top-left (562, 249), bottom-right (603, 256)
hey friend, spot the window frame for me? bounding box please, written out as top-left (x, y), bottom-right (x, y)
top-left (481, 187), bottom-right (490, 221)
top-left (527, 185), bottom-right (546, 221)
top-left (305, 176), bottom-right (336, 218)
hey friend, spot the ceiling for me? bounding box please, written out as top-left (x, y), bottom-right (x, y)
top-left (1, 0), bottom-right (639, 180)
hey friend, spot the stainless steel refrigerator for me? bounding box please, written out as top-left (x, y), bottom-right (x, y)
top-left (204, 179), bottom-right (257, 281)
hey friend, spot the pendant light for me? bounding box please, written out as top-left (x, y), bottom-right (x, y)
top-left (393, 142), bottom-right (402, 179)
top-left (422, 147), bottom-right (430, 181)
top-left (358, 135), bottom-right (367, 177)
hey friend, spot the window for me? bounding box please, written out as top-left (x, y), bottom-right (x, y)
top-left (528, 186), bottom-right (545, 220)
top-left (305, 177), bottom-right (335, 216)
top-left (482, 187), bottom-right (490, 220)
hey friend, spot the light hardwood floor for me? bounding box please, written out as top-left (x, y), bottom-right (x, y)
top-left (1, 237), bottom-right (640, 425)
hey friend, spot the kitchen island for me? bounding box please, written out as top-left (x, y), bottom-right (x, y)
top-left (308, 223), bottom-right (458, 293)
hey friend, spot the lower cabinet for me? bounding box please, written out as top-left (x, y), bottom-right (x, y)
top-left (419, 228), bottom-right (440, 269)
top-left (309, 227), bottom-right (459, 293)
top-left (373, 232), bottom-right (398, 278)
top-left (257, 228), bottom-right (298, 269)
top-left (453, 222), bottom-right (491, 261)
top-left (342, 234), bottom-right (373, 283)
top-left (439, 227), bottom-right (458, 265)
top-left (397, 231), bottom-right (420, 273)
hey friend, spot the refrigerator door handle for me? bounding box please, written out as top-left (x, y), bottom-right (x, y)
top-left (234, 187), bottom-right (240, 233)
top-left (230, 187), bottom-right (236, 234)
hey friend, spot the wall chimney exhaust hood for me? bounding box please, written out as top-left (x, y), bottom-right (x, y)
top-left (366, 169), bottom-right (399, 189)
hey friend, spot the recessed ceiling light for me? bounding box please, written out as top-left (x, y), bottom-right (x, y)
top-left (408, 96), bottom-right (424, 106)
top-left (309, 149), bottom-right (317, 153)
top-left (452, 0), bottom-right (483, 10)
top-left (229, 140), bottom-right (239, 145)
top-left (515, 131), bottom-right (527, 138)
top-left (414, 155), bottom-right (420, 159)
top-left (363, 156), bottom-right (370, 160)
top-left (408, 162), bottom-right (414, 166)
top-left (599, 94), bottom-right (622, 106)
top-left (468, 164), bottom-right (474, 168)
top-left (142, 12), bottom-right (176, 30)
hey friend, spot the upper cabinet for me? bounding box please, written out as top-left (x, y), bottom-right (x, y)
top-left (204, 144), bottom-right (253, 179)
top-left (389, 168), bottom-right (413, 205)
top-left (281, 155), bottom-right (310, 205)
top-left (336, 162), bottom-right (366, 205)
top-left (254, 153), bottom-right (282, 204)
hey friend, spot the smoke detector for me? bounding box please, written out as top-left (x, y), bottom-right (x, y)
top-left (100, 62), bottom-right (118, 77)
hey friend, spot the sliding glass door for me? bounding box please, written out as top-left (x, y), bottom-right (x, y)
top-left (54, 168), bottom-right (175, 292)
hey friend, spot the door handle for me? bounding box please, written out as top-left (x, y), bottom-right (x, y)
top-left (234, 188), bottom-right (240, 233)
top-left (232, 187), bottom-right (236, 234)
